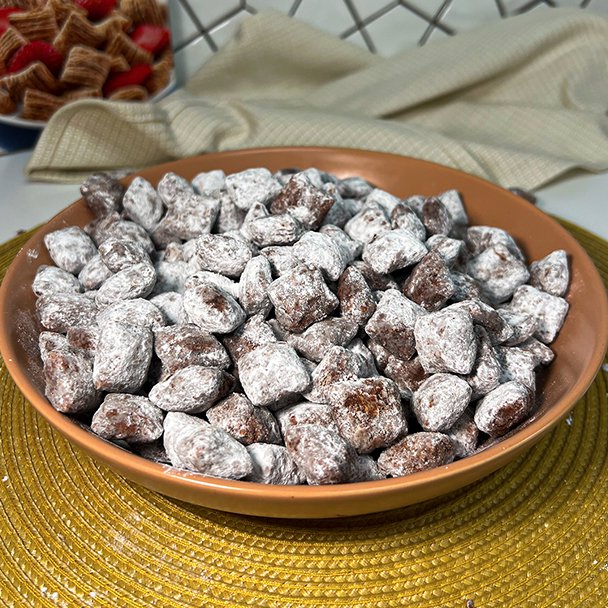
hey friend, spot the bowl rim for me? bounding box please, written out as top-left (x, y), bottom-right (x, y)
top-left (0, 146), bottom-right (607, 509)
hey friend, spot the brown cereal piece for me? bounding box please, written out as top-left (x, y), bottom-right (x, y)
top-left (146, 49), bottom-right (172, 95)
top-left (0, 87), bottom-right (16, 114)
top-left (365, 289), bottom-right (426, 361)
top-left (529, 249), bottom-right (569, 297)
top-left (109, 85), bottom-right (148, 101)
top-left (318, 224), bottom-right (362, 262)
top-left (507, 285), bottom-right (569, 344)
top-left (337, 265), bottom-right (376, 326)
top-left (163, 412), bottom-right (252, 479)
top-left (367, 338), bottom-right (390, 371)
top-left (275, 401), bottom-right (339, 436)
top-left (98, 237), bottom-right (150, 272)
top-left (120, 0), bottom-right (165, 27)
top-left (0, 27), bottom-right (27, 70)
top-left (105, 31), bottom-right (152, 66)
top-left (450, 271), bottom-right (483, 302)
top-left (52, 12), bottom-right (105, 55)
top-left (184, 270), bottom-right (239, 301)
top-left (383, 355), bottom-right (428, 399)
top-left (109, 53), bottom-right (130, 73)
top-left (182, 282), bottom-right (245, 334)
top-left (95, 262), bottom-right (156, 308)
top-left (154, 192), bottom-right (220, 241)
top-left (66, 325), bottom-right (99, 358)
top-left (207, 393), bottom-right (281, 446)
top-left (414, 308), bottom-right (476, 374)
top-left (305, 346), bottom-right (365, 403)
top-left (154, 324), bottom-right (230, 374)
top-left (445, 410), bottom-right (478, 458)
top-left (464, 326), bottom-right (502, 399)
top-left (192, 170), bottom-right (225, 197)
top-left (238, 343), bottom-right (311, 408)
top-left (412, 373), bottom-right (472, 432)
top-left (36, 292), bottom-right (98, 333)
top-left (438, 190), bottom-right (469, 226)
top-left (97, 298), bottom-right (165, 330)
top-left (91, 394), bottom-right (163, 444)
top-left (420, 197), bottom-right (453, 237)
top-left (350, 260), bottom-right (399, 291)
top-left (225, 168), bottom-right (281, 211)
top-left (366, 188), bottom-right (401, 216)
top-left (284, 423), bottom-right (356, 485)
top-left (157, 172), bottom-right (193, 207)
top-left (467, 244), bottom-right (530, 304)
top-left (151, 260), bottom-right (190, 295)
top-left (93, 321), bottom-right (152, 392)
top-left (390, 203), bottom-right (427, 241)
top-left (1, 62), bottom-right (59, 101)
top-left (496, 346), bottom-right (536, 391)
top-left (38, 331), bottom-right (69, 364)
top-left (195, 233), bottom-right (253, 279)
top-left (517, 337), bottom-right (554, 366)
top-left (350, 454), bottom-right (385, 482)
top-left (97, 218), bottom-right (155, 254)
top-left (402, 252), bottom-right (455, 311)
top-left (246, 443), bottom-right (305, 485)
top-left (60, 45), bottom-right (112, 89)
top-left (149, 365), bottom-right (235, 414)
top-left (259, 245), bottom-right (298, 277)
top-left (344, 202), bottom-right (391, 244)
top-left (447, 299), bottom-right (513, 344)
top-left (285, 317), bottom-right (358, 362)
top-left (32, 265), bottom-right (82, 297)
top-left (122, 177), bottom-right (164, 233)
top-left (465, 226), bottom-right (524, 261)
top-left (497, 309), bottom-right (536, 346)
top-left (292, 232), bottom-right (348, 281)
top-left (78, 255), bottom-right (113, 290)
top-left (337, 176), bottom-right (373, 199)
top-left (239, 255), bottom-right (272, 317)
top-left (20, 89), bottom-right (65, 121)
top-left (247, 213), bottom-right (304, 247)
top-left (269, 173), bottom-right (335, 230)
top-left (97, 12), bottom-right (132, 38)
top-left (80, 173), bottom-right (125, 217)
top-left (426, 235), bottom-right (467, 268)
top-left (321, 186), bottom-right (351, 229)
top-left (268, 264), bottom-right (338, 333)
top-left (363, 228), bottom-right (427, 275)
top-left (474, 380), bottom-right (534, 438)
top-left (378, 432), bottom-right (454, 478)
top-left (9, 3), bottom-right (58, 42)
top-left (328, 377), bottom-right (406, 454)
top-left (150, 292), bottom-right (187, 325)
top-left (44, 226), bottom-right (97, 275)
top-left (213, 193), bottom-right (246, 234)
top-left (44, 346), bottom-right (101, 413)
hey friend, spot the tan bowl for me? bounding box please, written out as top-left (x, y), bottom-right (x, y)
top-left (0, 147), bottom-right (606, 519)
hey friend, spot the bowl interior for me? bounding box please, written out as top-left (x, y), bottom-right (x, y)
top-left (0, 147), bottom-right (606, 518)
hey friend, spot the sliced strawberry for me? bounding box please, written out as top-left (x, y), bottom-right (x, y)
top-left (74, 0), bottom-right (116, 21)
top-left (103, 64), bottom-right (152, 97)
top-left (8, 41), bottom-right (64, 76)
top-left (131, 24), bottom-right (170, 55)
top-left (0, 8), bottom-right (23, 35)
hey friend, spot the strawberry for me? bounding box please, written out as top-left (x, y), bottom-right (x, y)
top-left (74, 0), bottom-right (116, 21)
top-left (103, 64), bottom-right (152, 97)
top-left (131, 24), bottom-right (170, 55)
top-left (0, 8), bottom-right (23, 35)
top-left (8, 41), bottom-right (64, 76)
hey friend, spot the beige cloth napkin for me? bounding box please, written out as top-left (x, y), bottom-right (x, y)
top-left (27, 8), bottom-right (608, 189)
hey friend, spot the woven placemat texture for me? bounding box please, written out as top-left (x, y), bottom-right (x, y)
top-left (0, 220), bottom-right (607, 608)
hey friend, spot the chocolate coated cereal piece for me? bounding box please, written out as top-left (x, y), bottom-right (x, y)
top-left (383, 355), bottom-right (428, 399)
top-left (286, 317), bottom-right (358, 362)
top-left (91, 394), bottom-right (164, 443)
top-left (390, 203), bottom-right (427, 241)
top-left (437, 190), bottom-right (468, 226)
top-left (259, 246), bottom-right (298, 277)
top-left (402, 252), bottom-right (455, 311)
top-left (365, 289), bottom-right (426, 361)
top-left (36, 292), bottom-right (98, 333)
top-left (66, 326), bottom-right (99, 358)
top-left (466, 226), bottom-right (524, 261)
top-left (467, 244), bottom-right (530, 304)
top-left (247, 213), bottom-right (304, 247)
top-left (507, 285), bottom-right (569, 344)
top-left (268, 264), bottom-right (338, 333)
top-left (239, 202), bottom-right (269, 240)
top-left (78, 255), bottom-right (113, 291)
top-left (329, 377), bottom-right (406, 453)
top-left (163, 412), bottom-right (252, 479)
top-left (238, 343), bottom-right (311, 408)
top-left (496, 346), bottom-right (537, 391)
top-left (182, 282), bottom-right (246, 334)
top-left (321, 186), bottom-right (351, 229)
top-left (414, 308), bottom-right (476, 374)
top-left (195, 233), bottom-right (253, 279)
top-left (44, 346), bottom-right (101, 414)
top-left (206, 393), bottom-right (281, 446)
top-left (225, 168), bottom-right (281, 211)
top-left (344, 202), bottom-right (391, 244)
top-left (270, 173), bottom-right (335, 230)
top-left (152, 260), bottom-right (190, 295)
top-left (93, 321), bottom-right (153, 392)
top-left (275, 402), bottom-right (339, 436)
top-left (412, 373), bottom-right (472, 432)
top-left (426, 235), bottom-right (467, 268)
top-left (474, 380), bottom-right (533, 437)
top-left (222, 314), bottom-right (277, 367)
top-left (378, 432), bottom-right (454, 477)
top-left (122, 177), bottom-right (164, 232)
top-left (98, 238), bottom-right (150, 273)
top-left (464, 326), bottom-right (502, 398)
top-left (337, 176), bottom-right (373, 199)
top-left (529, 249), bottom-right (569, 297)
top-left (338, 265), bottom-right (376, 325)
top-left (517, 337), bottom-right (554, 366)
top-left (153, 192), bottom-right (220, 241)
top-left (350, 260), bottom-right (399, 291)
top-left (497, 308), bottom-right (537, 346)
top-left (33, 265), bottom-right (82, 297)
top-left (450, 271), bottom-right (483, 302)
top-left (213, 193), bottom-right (246, 234)
top-left (185, 270), bottom-right (240, 301)
top-left (445, 410), bottom-right (478, 458)
top-left (157, 172), bottom-right (193, 207)
top-left (367, 339), bottom-right (391, 371)
top-left (80, 173), bottom-right (125, 217)
top-left (447, 299), bottom-right (513, 344)
top-left (284, 423), bottom-right (356, 485)
top-left (149, 365), bottom-right (235, 413)
top-left (95, 262), bottom-right (156, 308)
top-left (97, 298), bottom-right (165, 330)
top-left (319, 225), bottom-right (362, 262)
top-left (239, 256), bottom-right (273, 317)
top-left (365, 188), bottom-right (401, 216)
top-left (150, 292), bottom-right (187, 325)
top-left (246, 443), bottom-right (305, 485)
top-left (292, 232), bottom-right (348, 281)
top-left (192, 170), bottom-right (225, 197)
top-left (39, 331), bottom-right (69, 364)
top-left (421, 197), bottom-right (453, 236)
top-left (363, 229), bottom-right (427, 275)
top-left (100, 219), bottom-right (155, 254)
top-left (350, 454), bottom-right (386, 482)
top-left (44, 226), bottom-right (97, 274)
top-left (154, 324), bottom-right (230, 374)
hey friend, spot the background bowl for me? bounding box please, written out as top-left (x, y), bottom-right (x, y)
top-left (0, 147), bottom-right (606, 519)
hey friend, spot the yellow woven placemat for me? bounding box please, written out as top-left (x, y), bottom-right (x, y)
top-left (0, 221), bottom-right (606, 608)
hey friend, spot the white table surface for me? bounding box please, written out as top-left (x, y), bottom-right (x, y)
top-left (0, 150), bottom-right (606, 243)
